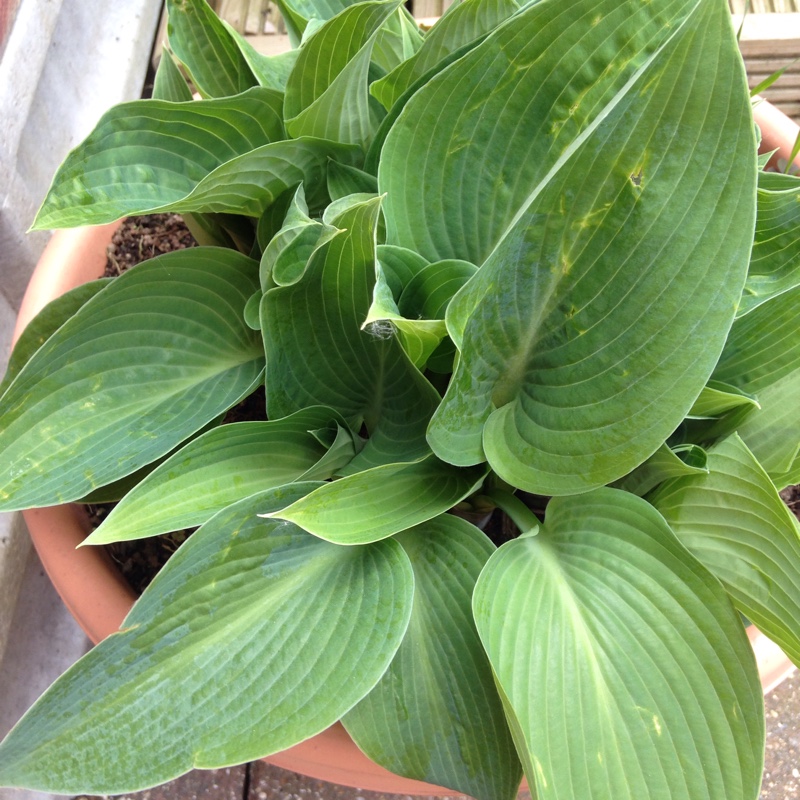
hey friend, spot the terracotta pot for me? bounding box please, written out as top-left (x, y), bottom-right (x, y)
top-left (12, 99), bottom-right (799, 795)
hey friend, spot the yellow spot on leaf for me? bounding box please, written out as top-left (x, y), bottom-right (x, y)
top-left (653, 715), bottom-right (662, 736)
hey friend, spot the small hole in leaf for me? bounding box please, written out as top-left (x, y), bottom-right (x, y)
top-left (630, 169), bottom-right (643, 188)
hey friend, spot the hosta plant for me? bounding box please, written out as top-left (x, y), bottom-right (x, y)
top-left (2, 0), bottom-right (800, 797)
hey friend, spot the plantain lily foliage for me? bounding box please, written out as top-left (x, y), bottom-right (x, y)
top-left (2, 0), bottom-right (800, 797)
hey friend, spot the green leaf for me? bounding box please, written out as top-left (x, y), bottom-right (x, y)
top-left (651, 434), bottom-right (800, 668)
top-left (738, 171), bottom-right (800, 315)
top-left (269, 456), bottom-right (488, 544)
top-left (261, 185), bottom-right (340, 288)
top-left (613, 443), bottom-right (708, 497)
top-left (376, 244), bottom-right (429, 295)
top-left (327, 160), bottom-right (379, 201)
top-left (85, 406), bottom-right (356, 544)
top-left (262, 195), bottom-right (441, 471)
top-left (279, 0), bottom-right (366, 24)
top-left (687, 380), bottom-right (760, 419)
top-left (344, 516), bottom-right (522, 800)
top-left (171, 137), bottom-right (361, 218)
top-left (420, 0), bottom-right (755, 494)
top-left (473, 488), bottom-right (764, 800)
top-left (32, 88), bottom-right (286, 229)
top-left (152, 48), bottom-right (193, 102)
top-left (0, 248), bottom-right (264, 510)
top-left (222, 21), bottom-right (299, 91)
top-left (284, 0), bottom-right (400, 148)
top-left (0, 487), bottom-right (414, 794)
top-left (365, 258), bottom-right (476, 367)
top-left (370, 0), bottom-right (519, 111)
top-left (166, 0), bottom-right (257, 98)
top-left (0, 278), bottom-right (110, 400)
top-left (712, 284), bottom-right (800, 484)
top-left (370, 6), bottom-right (424, 75)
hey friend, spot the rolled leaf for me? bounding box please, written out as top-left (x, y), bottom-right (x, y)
top-left (0, 248), bottom-right (264, 510)
top-left (344, 516), bottom-right (522, 800)
top-left (473, 488), bottom-right (764, 800)
top-left (262, 195), bottom-right (441, 471)
top-left (650, 433), bottom-right (800, 667)
top-left (422, 0), bottom-right (755, 493)
top-left (0, 487), bottom-right (414, 795)
top-left (152, 48), bottom-right (193, 102)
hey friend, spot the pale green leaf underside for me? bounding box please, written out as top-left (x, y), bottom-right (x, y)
top-left (0, 487), bottom-right (413, 794)
top-left (0, 278), bottom-right (110, 400)
top-left (473, 488), bottom-right (763, 800)
top-left (687, 380), bottom-right (759, 419)
top-left (86, 406), bottom-right (354, 544)
top-left (0, 249), bottom-right (263, 510)
top-left (612, 443), bottom-right (707, 497)
top-left (713, 284), bottom-right (800, 481)
top-left (738, 172), bottom-right (800, 316)
top-left (166, 0), bottom-right (257, 98)
top-left (650, 433), bottom-right (800, 667)
top-left (32, 88), bottom-right (286, 229)
top-left (262, 195), bottom-right (440, 472)
top-left (344, 517), bottom-right (522, 800)
top-left (422, 0), bottom-right (755, 494)
top-left (270, 456), bottom-right (488, 543)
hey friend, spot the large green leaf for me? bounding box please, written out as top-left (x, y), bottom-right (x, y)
top-left (85, 406), bottom-right (356, 544)
top-left (712, 284), bottom-right (800, 483)
top-left (32, 88), bottom-right (286, 229)
top-left (269, 456), bottom-right (487, 544)
top-left (284, 0), bottom-right (399, 148)
top-left (343, 516), bottom-right (522, 800)
top-left (738, 164), bottom-right (800, 316)
top-left (0, 487), bottom-right (414, 794)
top-left (166, 0), bottom-right (257, 98)
top-left (370, 0), bottom-right (519, 111)
top-left (473, 488), bottom-right (764, 800)
top-left (650, 434), bottom-right (800, 667)
top-left (419, 0), bottom-right (755, 494)
top-left (0, 278), bottom-right (110, 400)
top-left (0, 248), bottom-right (264, 510)
top-left (261, 195), bottom-right (441, 471)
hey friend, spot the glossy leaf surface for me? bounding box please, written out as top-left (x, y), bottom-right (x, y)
top-left (418, 0), bottom-right (755, 493)
top-left (0, 249), bottom-right (263, 510)
top-left (0, 487), bottom-right (413, 794)
top-left (473, 488), bottom-right (763, 800)
top-left (344, 516), bottom-right (522, 800)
